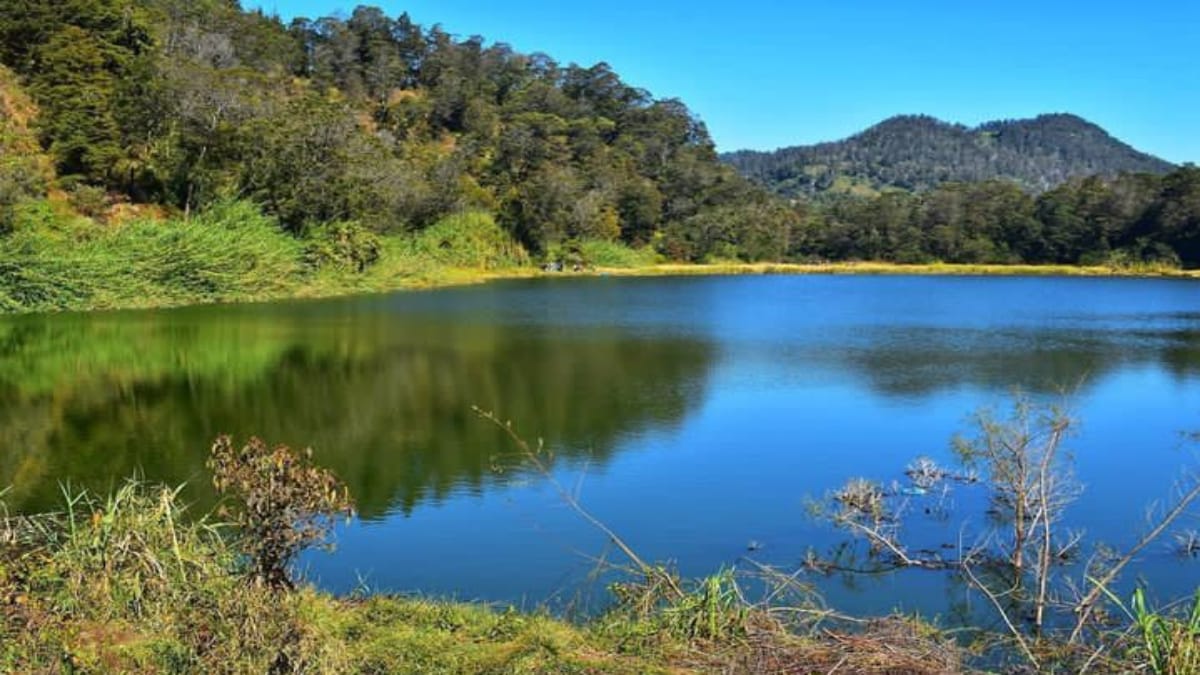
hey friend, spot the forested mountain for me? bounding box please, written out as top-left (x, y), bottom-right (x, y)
top-left (723, 114), bottom-right (1176, 198)
top-left (0, 0), bottom-right (793, 259)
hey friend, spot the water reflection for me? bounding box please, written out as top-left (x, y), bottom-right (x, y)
top-left (833, 326), bottom-right (1200, 397)
top-left (0, 303), bottom-right (715, 516)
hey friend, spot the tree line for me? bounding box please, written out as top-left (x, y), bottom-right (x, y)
top-left (794, 169), bottom-right (1200, 267)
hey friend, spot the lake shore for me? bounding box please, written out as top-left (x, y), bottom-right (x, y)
top-left (0, 480), bottom-right (966, 673)
top-left (588, 260), bottom-right (1200, 280)
top-left (7, 258), bottom-right (1198, 316)
top-left (2, 475), bottom-right (1172, 673)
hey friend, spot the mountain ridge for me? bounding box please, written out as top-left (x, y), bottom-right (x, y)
top-left (722, 113), bottom-right (1176, 198)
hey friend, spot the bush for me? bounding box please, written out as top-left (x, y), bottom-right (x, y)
top-left (303, 220), bottom-right (382, 272)
top-left (208, 436), bottom-right (354, 589)
top-left (545, 239), bottom-right (659, 268)
top-left (409, 211), bottom-right (528, 269)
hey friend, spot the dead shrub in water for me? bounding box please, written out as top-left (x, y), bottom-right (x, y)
top-left (208, 436), bottom-right (353, 589)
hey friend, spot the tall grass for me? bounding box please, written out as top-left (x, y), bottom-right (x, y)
top-left (0, 200), bottom-right (303, 312)
top-left (405, 211), bottom-right (528, 270)
top-left (1131, 589), bottom-right (1200, 675)
top-left (0, 205), bottom-right (538, 313)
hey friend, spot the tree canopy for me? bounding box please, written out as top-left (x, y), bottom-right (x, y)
top-left (0, 0), bottom-right (793, 260)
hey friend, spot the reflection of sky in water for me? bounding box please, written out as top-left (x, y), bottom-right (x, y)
top-left (3, 274), bottom-right (1200, 621)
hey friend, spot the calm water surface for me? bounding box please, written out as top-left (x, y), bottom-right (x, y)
top-left (3, 275), bottom-right (1199, 619)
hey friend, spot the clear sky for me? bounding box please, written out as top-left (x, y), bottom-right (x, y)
top-left (250, 0), bottom-right (1199, 163)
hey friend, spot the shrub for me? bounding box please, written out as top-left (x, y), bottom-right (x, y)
top-left (208, 436), bottom-right (354, 589)
top-left (545, 239), bottom-right (659, 268)
top-left (303, 220), bottom-right (382, 272)
top-left (409, 211), bottom-right (528, 269)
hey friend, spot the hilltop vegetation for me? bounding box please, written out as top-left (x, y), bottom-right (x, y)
top-left (0, 0), bottom-right (790, 257)
top-left (724, 114), bottom-right (1176, 198)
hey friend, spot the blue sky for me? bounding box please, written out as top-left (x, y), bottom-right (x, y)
top-left (250, 0), bottom-right (1199, 163)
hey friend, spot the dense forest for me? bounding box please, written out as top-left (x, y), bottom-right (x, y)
top-left (789, 169), bottom-right (1200, 265)
top-left (0, 0), bottom-right (791, 255)
top-left (0, 1), bottom-right (1199, 315)
top-left (723, 114), bottom-right (1176, 198)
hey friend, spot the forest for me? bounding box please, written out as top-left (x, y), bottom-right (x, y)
top-left (722, 114), bottom-right (1176, 197)
top-left (0, 0), bottom-right (787, 253)
top-left (0, 0), bottom-right (1198, 314)
top-left (793, 170), bottom-right (1200, 266)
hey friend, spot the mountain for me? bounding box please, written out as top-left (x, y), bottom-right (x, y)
top-left (722, 114), bottom-right (1176, 198)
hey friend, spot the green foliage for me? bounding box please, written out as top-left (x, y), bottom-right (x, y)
top-left (1131, 589), bottom-right (1200, 675)
top-left (0, 199), bottom-right (303, 312)
top-left (0, 0), bottom-right (152, 184)
top-left (726, 113), bottom-right (1175, 198)
top-left (0, 65), bottom-right (51, 230)
top-left (2, 0), bottom-right (1198, 307)
top-left (546, 239), bottom-right (660, 268)
top-left (0, 1), bottom-right (771, 260)
top-left (1, 481), bottom-right (673, 673)
top-left (302, 220), bottom-right (382, 272)
top-left (790, 168), bottom-right (1200, 267)
top-left (208, 435), bottom-right (354, 589)
top-left (408, 211), bottom-right (529, 269)
top-left (658, 570), bottom-right (749, 642)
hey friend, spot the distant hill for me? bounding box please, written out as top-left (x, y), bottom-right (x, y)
top-left (722, 114), bottom-right (1176, 198)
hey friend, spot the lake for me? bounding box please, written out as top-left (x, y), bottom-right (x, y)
top-left (3, 274), bottom-right (1199, 620)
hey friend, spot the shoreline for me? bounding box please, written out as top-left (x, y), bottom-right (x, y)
top-left (589, 261), bottom-right (1200, 280)
top-left (5, 261), bottom-right (1198, 317)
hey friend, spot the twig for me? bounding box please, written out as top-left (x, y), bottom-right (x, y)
top-left (838, 518), bottom-right (924, 568)
top-left (475, 407), bottom-right (685, 600)
top-left (1070, 475), bottom-right (1200, 643)
top-left (962, 562), bottom-right (1039, 669)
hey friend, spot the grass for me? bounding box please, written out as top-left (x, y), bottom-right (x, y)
top-left (0, 203), bottom-right (539, 314)
top-left (2, 461), bottom-right (1192, 673)
top-left (0, 482), bottom-right (667, 673)
top-left (0, 480), bottom-right (972, 674)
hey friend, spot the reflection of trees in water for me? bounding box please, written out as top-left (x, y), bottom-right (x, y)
top-left (0, 311), bottom-right (715, 517)
top-left (5, 295), bottom-right (1200, 516)
top-left (832, 327), bottom-right (1200, 397)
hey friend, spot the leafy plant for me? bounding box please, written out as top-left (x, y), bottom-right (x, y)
top-left (409, 211), bottom-right (528, 269)
top-left (207, 436), bottom-right (354, 589)
top-left (303, 220), bottom-right (382, 272)
top-left (1132, 589), bottom-right (1200, 675)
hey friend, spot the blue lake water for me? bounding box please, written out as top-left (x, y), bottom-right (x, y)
top-left (3, 274), bottom-right (1198, 619)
